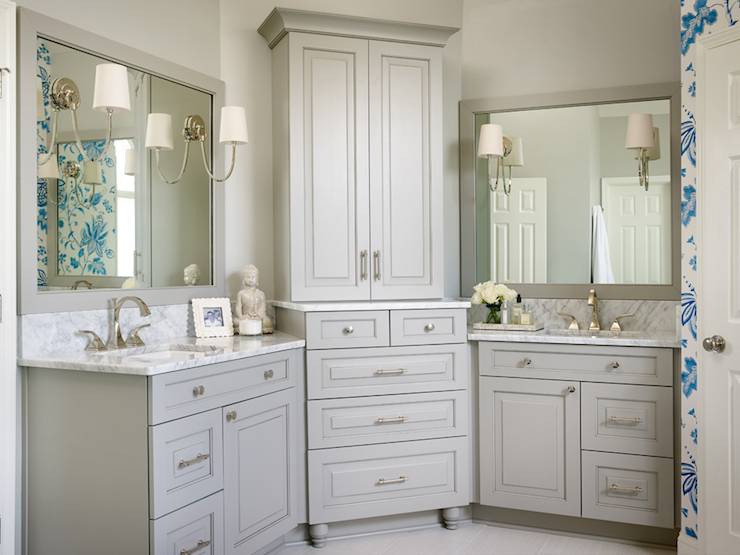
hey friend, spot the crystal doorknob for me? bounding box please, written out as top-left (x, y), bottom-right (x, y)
top-left (703, 335), bottom-right (726, 353)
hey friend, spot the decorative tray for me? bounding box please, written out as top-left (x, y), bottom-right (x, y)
top-left (472, 322), bottom-right (544, 332)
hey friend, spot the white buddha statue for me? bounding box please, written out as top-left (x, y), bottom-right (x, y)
top-left (235, 264), bottom-right (274, 334)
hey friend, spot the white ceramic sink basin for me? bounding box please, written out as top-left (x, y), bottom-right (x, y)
top-left (92, 344), bottom-right (224, 364)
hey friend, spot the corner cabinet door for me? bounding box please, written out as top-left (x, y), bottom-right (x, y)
top-left (479, 377), bottom-right (581, 516)
top-left (369, 41), bottom-right (444, 299)
top-left (289, 33), bottom-right (371, 301)
top-left (223, 388), bottom-right (298, 554)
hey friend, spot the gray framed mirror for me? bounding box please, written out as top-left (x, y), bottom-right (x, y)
top-left (18, 10), bottom-right (226, 313)
top-left (460, 82), bottom-right (681, 300)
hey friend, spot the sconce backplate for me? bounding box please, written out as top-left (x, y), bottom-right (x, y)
top-left (50, 78), bottom-right (81, 111)
top-left (183, 115), bottom-right (207, 142)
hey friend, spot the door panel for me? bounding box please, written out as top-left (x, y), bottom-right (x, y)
top-left (369, 41), bottom-right (443, 299)
top-left (289, 34), bottom-right (370, 301)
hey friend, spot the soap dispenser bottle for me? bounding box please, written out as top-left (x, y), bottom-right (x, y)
top-left (511, 294), bottom-right (523, 324)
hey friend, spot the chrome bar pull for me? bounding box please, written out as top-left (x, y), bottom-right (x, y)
top-left (376, 475), bottom-right (408, 486)
top-left (373, 250), bottom-right (381, 280)
top-left (375, 416), bottom-right (407, 424)
top-left (360, 250), bottom-right (368, 281)
top-left (608, 483), bottom-right (643, 495)
top-left (180, 539), bottom-right (211, 555)
top-left (607, 415), bottom-right (642, 425)
top-left (0, 67), bottom-right (9, 99)
top-left (374, 368), bottom-right (406, 376)
top-left (177, 452), bottom-right (210, 469)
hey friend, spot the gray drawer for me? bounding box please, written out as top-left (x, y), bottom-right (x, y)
top-left (390, 309), bottom-right (467, 346)
top-left (582, 451), bottom-right (674, 529)
top-left (307, 390), bottom-right (468, 448)
top-left (306, 344), bottom-right (468, 399)
top-left (305, 310), bottom-right (390, 349)
top-left (150, 491), bottom-right (223, 555)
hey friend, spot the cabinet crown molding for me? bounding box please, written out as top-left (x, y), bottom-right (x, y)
top-left (258, 7), bottom-right (459, 49)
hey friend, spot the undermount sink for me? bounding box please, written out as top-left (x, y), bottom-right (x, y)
top-left (545, 329), bottom-right (646, 338)
top-left (91, 343), bottom-right (224, 364)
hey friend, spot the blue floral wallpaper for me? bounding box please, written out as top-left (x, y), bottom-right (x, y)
top-left (679, 0), bottom-right (739, 544)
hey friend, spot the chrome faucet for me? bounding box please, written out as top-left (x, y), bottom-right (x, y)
top-left (587, 289), bottom-right (600, 331)
top-left (108, 296), bottom-right (151, 349)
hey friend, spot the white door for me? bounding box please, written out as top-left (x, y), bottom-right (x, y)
top-left (369, 41), bottom-right (443, 300)
top-left (0, 3), bottom-right (16, 555)
top-left (479, 377), bottom-right (580, 516)
top-left (489, 178), bottom-right (548, 283)
top-left (601, 176), bottom-right (671, 284)
top-left (223, 388), bottom-right (298, 554)
top-left (697, 28), bottom-right (740, 555)
top-left (289, 33), bottom-right (370, 301)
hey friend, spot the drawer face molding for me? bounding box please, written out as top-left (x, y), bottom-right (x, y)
top-left (307, 390), bottom-right (468, 448)
top-left (582, 451), bottom-right (674, 528)
top-left (307, 344), bottom-right (467, 399)
top-left (150, 491), bottom-right (223, 555)
top-left (307, 437), bottom-right (468, 523)
top-left (306, 311), bottom-right (390, 349)
top-left (390, 309), bottom-right (466, 346)
top-left (479, 343), bottom-right (673, 386)
top-left (149, 409), bottom-right (224, 519)
top-left (582, 383), bottom-right (673, 457)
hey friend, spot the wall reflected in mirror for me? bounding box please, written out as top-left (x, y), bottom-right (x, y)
top-left (474, 99), bottom-right (672, 286)
top-left (36, 38), bottom-right (213, 292)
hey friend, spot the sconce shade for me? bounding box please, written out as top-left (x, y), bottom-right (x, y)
top-left (219, 106), bottom-right (249, 144)
top-left (625, 113), bottom-right (655, 149)
top-left (477, 123), bottom-right (504, 158)
top-left (83, 160), bottom-right (103, 185)
top-left (38, 154), bottom-right (60, 179)
top-left (504, 136), bottom-right (524, 167)
top-left (145, 113), bottom-right (174, 151)
top-left (633, 127), bottom-right (661, 161)
top-left (124, 148), bottom-right (136, 176)
top-left (92, 64), bottom-right (130, 112)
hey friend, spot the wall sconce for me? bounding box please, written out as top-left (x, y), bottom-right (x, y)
top-left (625, 112), bottom-right (658, 191)
top-left (477, 123), bottom-right (524, 195)
top-left (37, 63), bottom-right (130, 168)
top-left (145, 105), bottom-right (248, 184)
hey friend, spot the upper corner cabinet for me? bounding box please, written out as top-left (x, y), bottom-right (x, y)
top-left (260, 8), bottom-right (457, 302)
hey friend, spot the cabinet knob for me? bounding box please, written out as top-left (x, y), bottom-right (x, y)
top-left (226, 410), bottom-right (237, 422)
top-left (424, 323), bottom-right (436, 332)
top-left (192, 385), bottom-right (205, 397)
top-left (609, 361), bottom-right (621, 370)
top-left (522, 358), bottom-right (533, 367)
top-left (567, 385), bottom-right (576, 394)
top-left (343, 326), bottom-right (354, 335)
top-left (264, 369), bottom-right (274, 380)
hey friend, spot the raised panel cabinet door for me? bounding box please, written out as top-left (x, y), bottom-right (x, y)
top-left (479, 377), bottom-right (581, 516)
top-left (369, 41), bottom-right (443, 299)
top-left (289, 33), bottom-right (370, 301)
top-left (223, 388), bottom-right (298, 554)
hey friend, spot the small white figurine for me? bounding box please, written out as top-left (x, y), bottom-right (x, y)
top-left (184, 263), bottom-right (201, 286)
top-left (235, 264), bottom-right (274, 334)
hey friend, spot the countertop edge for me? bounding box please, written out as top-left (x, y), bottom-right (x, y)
top-left (270, 299), bottom-right (472, 311)
top-left (467, 331), bottom-right (680, 349)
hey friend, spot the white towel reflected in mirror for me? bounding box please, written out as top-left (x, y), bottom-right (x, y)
top-left (592, 205), bottom-right (615, 284)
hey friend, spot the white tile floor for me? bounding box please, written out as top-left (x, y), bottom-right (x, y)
top-left (275, 523), bottom-right (676, 555)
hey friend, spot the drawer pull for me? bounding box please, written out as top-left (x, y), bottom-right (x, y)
top-left (522, 358), bottom-right (533, 367)
top-left (607, 415), bottom-right (642, 426)
top-left (424, 323), bottom-right (436, 332)
top-left (376, 475), bottom-right (407, 486)
top-left (608, 483), bottom-right (643, 495)
top-left (609, 361), bottom-right (621, 369)
top-left (343, 326), bottom-right (355, 335)
top-left (374, 368), bottom-right (406, 376)
top-left (375, 416), bottom-right (407, 424)
top-left (225, 410), bottom-right (237, 422)
top-left (177, 452), bottom-right (210, 469)
top-left (180, 539), bottom-right (211, 555)
top-left (566, 385), bottom-right (576, 394)
top-left (192, 385), bottom-right (205, 397)
top-left (264, 369), bottom-right (274, 380)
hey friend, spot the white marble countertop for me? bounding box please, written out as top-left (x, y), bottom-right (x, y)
top-left (19, 332), bottom-right (306, 376)
top-left (467, 328), bottom-right (680, 348)
top-left (271, 298), bottom-right (471, 312)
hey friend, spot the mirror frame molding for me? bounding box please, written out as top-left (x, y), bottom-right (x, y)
top-left (18, 9), bottom-right (226, 314)
top-left (459, 82), bottom-right (681, 301)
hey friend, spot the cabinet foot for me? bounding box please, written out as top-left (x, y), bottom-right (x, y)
top-left (310, 523), bottom-right (329, 548)
top-left (442, 507), bottom-right (461, 530)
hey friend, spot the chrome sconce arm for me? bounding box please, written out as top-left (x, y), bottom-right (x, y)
top-left (200, 140), bottom-right (237, 183)
top-left (152, 142), bottom-right (192, 185)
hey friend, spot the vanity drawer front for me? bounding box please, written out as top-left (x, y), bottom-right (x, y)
top-left (306, 344), bottom-right (468, 399)
top-left (582, 451), bottom-right (674, 529)
top-left (306, 311), bottom-right (390, 349)
top-left (150, 491), bottom-right (223, 555)
top-left (149, 409), bottom-right (224, 519)
top-left (149, 349), bottom-right (301, 424)
top-left (390, 309), bottom-right (467, 346)
top-left (479, 343), bottom-right (673, 386)
top-left (307, 390), bottom-right (468, 448)
top-left (582, 383), bottom-right (673, 457)
top-left (307, 437), bottom-right (468, 524)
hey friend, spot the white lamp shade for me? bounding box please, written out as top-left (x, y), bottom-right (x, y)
top-left (124, 148), bottom-right (137, 176)
top-left (504, 136), bottom-right (524, 167)
top-left (477, 123), bottom-right (504, 158)
top-left (83, 160), bottom-right (103, 185)
top-left (92, 63), bottom-right (131, 112)
top-left (219, 106), bottom-right (248, 144)
top-left (625, 113), bottom-right (655, 149)
top-left (145, 113), bottom-right (174, 150)
top-left (38, 155), bottom-right (60, 180)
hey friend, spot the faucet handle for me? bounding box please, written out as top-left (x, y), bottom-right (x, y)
top-left (125, 323), bottom-right (151, 347)
top-left (557, 312), bottom-right (580, 331)
top-left (79, 330), bottom-right (107, 352)
top-left (609, 313), bottom-right (636, 333)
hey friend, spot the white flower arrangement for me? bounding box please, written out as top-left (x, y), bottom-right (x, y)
top-left (471, 281), bottom-right (518, 306)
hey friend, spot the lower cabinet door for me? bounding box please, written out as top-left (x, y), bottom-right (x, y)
top-left (479, 377), bottom-right (581, 516)
top-left (150, 491), bottom-right (223, 555)
top-left (223, 388), bottom-right (298, 554)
